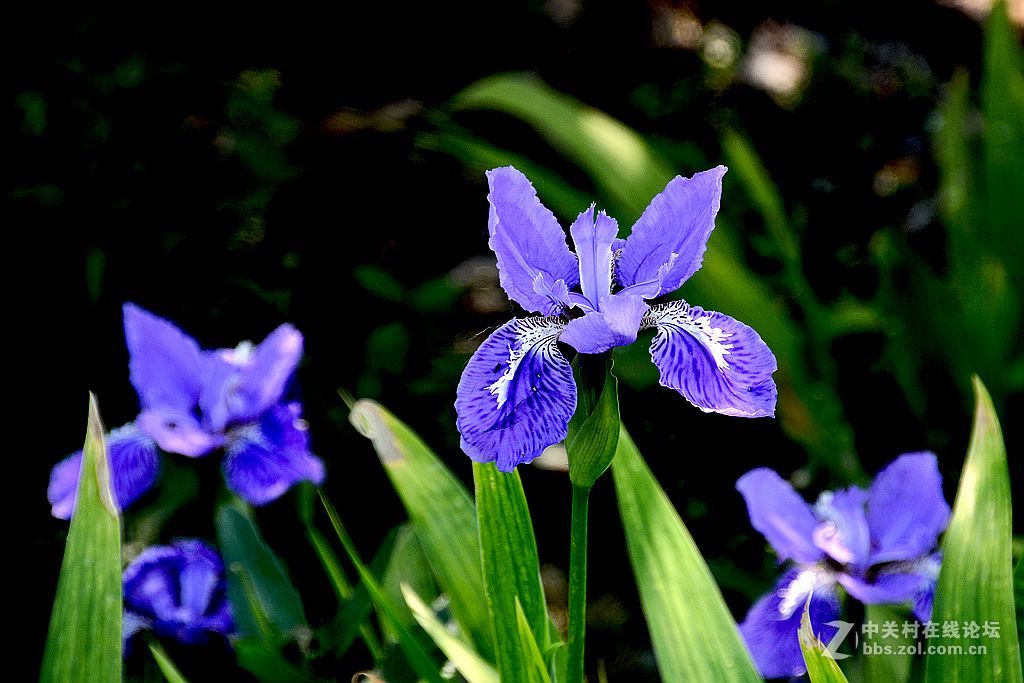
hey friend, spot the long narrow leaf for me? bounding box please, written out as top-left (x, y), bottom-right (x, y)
top-left (474, 462), bottom-right (552, 683)
top-left (318, 490), bottom-right (445, 683)
top-left (149, 641), bottom-right (189, 683)
top-left (41, 395), bottom-right (122, 683)
top-left (350, 400), bottom-right (492, 656)
top-left (924, 377), bottom-right (1023, 683)
top-left (403, 584), bottom-right (499, 683)
top-left (612, 427), bottom-right (761, 682)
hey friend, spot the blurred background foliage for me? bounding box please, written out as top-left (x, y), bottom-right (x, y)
top-left (14, 2), bottom-right (1021, 680)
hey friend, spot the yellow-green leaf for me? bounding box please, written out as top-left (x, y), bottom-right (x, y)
top-left (799, 597), bottom-right (850, 683)
top-left (403, 583), bottom-right (499, 683)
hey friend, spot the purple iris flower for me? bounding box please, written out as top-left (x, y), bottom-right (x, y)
top-left (123, 539), bottom-right (234, 646)
top-left (455, 166), bottom-right (777, 471)
top-left (737, 453), bottom-right (950, 679)
top-left (47, 304), bottom-right (325, 518)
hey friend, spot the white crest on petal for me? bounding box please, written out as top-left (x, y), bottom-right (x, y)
top-left (488, 317), bottom-right (564, 409)
top-left (777, 566), bottom-right (834, 619)
top-left (643, 301), bottom-right (735, 370)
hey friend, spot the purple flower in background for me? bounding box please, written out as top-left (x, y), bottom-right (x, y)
top-left (737, 453), bottom-right (950, 679)
top-left (455, 166), bottom-right (777, 471)
top-left (123, 539), bottom-right (234, 646)
top-left (48, 304), bottom-right (325, 518)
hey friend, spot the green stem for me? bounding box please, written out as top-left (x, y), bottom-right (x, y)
top-left (567, 483), bottom-right (591, 683)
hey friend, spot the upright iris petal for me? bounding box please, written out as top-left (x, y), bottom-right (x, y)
top-left (123, 539), bottom-right (234, 646)
top-left (866, 453), bottom-right (951, 564)
top-left (455, 317), bottom-right (576, 471)
top-left (617, 166), bottom-right (727, 296)
top-left (486, 167), bottom-right (579, 315)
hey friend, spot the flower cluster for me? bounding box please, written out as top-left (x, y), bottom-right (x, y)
top-left (737, 453), bottom-right (950, 679)
top-left (123, 539), bottom-right (234, 645)
top-left (455, 166), bottom-right (778, 471)
top-left (48, 304), bottom-right (325, 518)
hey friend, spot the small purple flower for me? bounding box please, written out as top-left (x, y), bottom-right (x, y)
top-left (455, 166), bottom-right (777, 471)
top-left (48, 304), bottom-right (325, 518)
top-left (123, 539), bottom-right (234, 646)
top-left (737, 453), bottom-right (950, 679)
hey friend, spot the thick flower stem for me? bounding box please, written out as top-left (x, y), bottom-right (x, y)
top-left (567, 483), bottom-right (591, 683)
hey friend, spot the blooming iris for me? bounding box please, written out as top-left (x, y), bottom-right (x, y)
top-left (737, 453), bottom-right (950, 679)
top-left (123, 539), bottom-right (234, 645)
top-left (455, 166), bottom-right (778, 471)
top-left (48, 304), bottom-right (325, 518)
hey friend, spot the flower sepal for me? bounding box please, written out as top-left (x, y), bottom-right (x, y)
top-left (565, 353), bottom-right (620, 489)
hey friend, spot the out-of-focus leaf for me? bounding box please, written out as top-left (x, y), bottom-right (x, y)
top-left (350, 400), bottom-right (492, 657)
top-left (474, 462), bottom-right (553, 682)
top-left (416, 126), bottom-right (592, 218)
top-left (215, 502), bottom-right (307, 643)
top-left (149, 642), bottom-right (189, 683)
top-left (612, 428), bottom-right (761, 683)
top-left (451, 72), bottom-right (862, 481)
top-left (981, 0), bottom-right (1024, 285)
top-left (354, 264), bottom-right (404, 302)
top-left (41, 395), bottom-right (122, 683)
top-left (403, 584), bottom-right (499, 683)
top-left (566, 355), bottom-right (620, 489)
top-left (1014, 556), bottom-right (1024, 657)
top-left (924, 377), bottom-right (1023, 683)
top-left (799, 598), bottom-right (849, 683)
top-left (862, 604), bottom-right (914, 683)
top-left (380, 525), bottom-right (437, 644)
top-left (318, 490), bottom-right (445, 683)
top-left (234, 638), bottom-right (311, 683)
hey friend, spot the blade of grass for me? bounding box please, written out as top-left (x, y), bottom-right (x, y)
top-left (41, 395), bottom-right (122, 683)
top-left (149, 641), bottom-right (189, 683)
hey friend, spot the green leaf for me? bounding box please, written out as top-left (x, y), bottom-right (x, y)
top-left (215, 502), bottom-right (307, 643)
top-left (566, 354), bottom-right (620, 488)
top-left (41, 395), bottom-right (122, 683)
top-left (403, 583), bottom-right (499, 683)
top-left (799, 597), bottom-right (849, 683)
top-left (380, 525), bottom-right (438, 644)
top-left (861, 604), bottom-right (915, 683)
top-left (350, 400), bottom-right (492, 657)
top-left (515, 599), bottom-right (553, 683)
top-left (149, 641), bottom-right (189, 683)
top-left (473, 462), bottom-right (552, 683)
top-left (611, 427), bottom-right (761, 683)
top-left (318, 490), bottom-right (445, 683)
top-left (234, 638), bottom-right (312, 683)
top-left (924, 377), bottom-right (1023, 683)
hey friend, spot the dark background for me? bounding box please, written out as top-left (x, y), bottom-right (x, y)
top-left (13, 2), bottom-right (1021, 680)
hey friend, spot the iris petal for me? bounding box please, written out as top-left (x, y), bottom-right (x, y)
top-left (740, 568), bottom-right (840, 680)
top-left (455, 316), bottom-right (576, 471)
top-left (222, 403), bottom-right (326, 506)
top-left (123, 303), bottom-right (204, 413)
top-left (486, 167), bottom-right (579, 315)
top-left (569, 205), bottom-right (618, 308)
top-left (646, 301), bottom-right (777, 417)
top-left (560, 294), bottom-right (648, 354)
top-left (617, 166), bottom-right (727, 296)
top-left (812, 487), bottom-right (871, 569)
top-left (866, 452), bottom-right (950, 565)
top-left (737, 468), bottom-right (824, 564)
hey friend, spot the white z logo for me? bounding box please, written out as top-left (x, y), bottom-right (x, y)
top-left (823, 620), bottom-right (857, 660)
